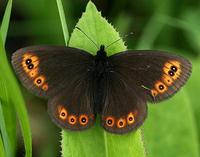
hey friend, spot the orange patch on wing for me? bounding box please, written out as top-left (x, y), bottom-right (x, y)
top-left (105, 116), bottom-right (115, 127)
top-left (34, 75), bottom-right (46, 87)
top-left (22, 53), bottom-right (40, 75)
top-left (68, 115), bottom-right (77, 125)
top-left (171, 70), bottom-right (181, 80)
top-left (162, 74), bottom-right (173, 86)
top-left (79, 114), bottom-right (89, 126)
top-left (58, 105), bottom-right (68, 121)
top-left (154, 81), bottom-right (167, 93)
top-left (127, 112), bottom-right (135, 125)
top-left (22, 53), bottom-right (33, 62)
top-left (42, 84), bottom-right (48, 91)
top-left (169, 60), bottom-right (181, 69)
top-left (163, 60), bottom-right (181, 80)
top-left (117, 118), bottom-right (126, 128)
top-left (151, 89), bottom-right (158, 97)
top-left (28, 68), bottom-right (39, 78)
top-left (163, 66), bottom-right (169, 75)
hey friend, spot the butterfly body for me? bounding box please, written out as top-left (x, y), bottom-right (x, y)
top-left (11, 45), bottom-right (192, 134)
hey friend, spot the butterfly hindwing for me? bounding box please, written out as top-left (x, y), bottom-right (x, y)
top-left (48, 72), bottom-right (96, 131)
top-left (100, 72), bottom-right (147, 134)
top-left (11, 46), bottom-right (94, 98)
top-left (109, 50), bottom-right (192, 102)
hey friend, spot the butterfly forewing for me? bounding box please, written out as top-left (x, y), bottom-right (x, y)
top-left (109, 50), bottom-right (192, 102)
top-left (11, 46), bottom-right (94, 98)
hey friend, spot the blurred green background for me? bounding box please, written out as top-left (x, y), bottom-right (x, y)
top-left (0, 0), bottom-right (200, 157)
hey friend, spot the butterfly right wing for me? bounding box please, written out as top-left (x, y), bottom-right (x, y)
top-left (100, 72), bottom-right (147, 134)
top-left (108, 50), bottom-right (192, 102)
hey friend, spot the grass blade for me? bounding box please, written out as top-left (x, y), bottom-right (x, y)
top-left (0, 0), bottom-right (12, 45)
top-left (0, 135), bottom-right (6, 157)
top-left (0, 33), bottom-right (32, 157)
top-left (0, 101), bottom-right (12, 157)
top-left (0, 1), bottom-right (32, 156)
top-left (56, 0), bottom-right (69, 45)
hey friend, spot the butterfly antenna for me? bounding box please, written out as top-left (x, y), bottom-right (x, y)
top-left (75, 27), bottom-right (99, 49)
top-left (105, 32), bottom-right (134, 50)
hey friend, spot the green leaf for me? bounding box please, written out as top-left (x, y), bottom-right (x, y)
top-left (61, 2), bottom-right (145, 157)
top-left (0, 33), bottom-right (32, 157)
top-left (0, 135), bottom-right (6, 157)
top-left (56, 0), bottom-right (69, 44)
top-left (0, 100), bottom-right (12, 157)
top-left (0, 1), bottom-right (16, 156)
top-left (69, 2), bottom-right (126, 55)
top-left (186, 59), bottom-right (200, 150)
top-left (143, 59), bottom-right (200, 157)
top-left (0, 0), bottom-right (12, 45)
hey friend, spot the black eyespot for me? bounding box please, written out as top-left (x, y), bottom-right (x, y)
top-left (107, 119), bottom-right (113, 125)
top-left (61, 112), bottom-right (66, 117)
top-left (168, 70), bottom-right (175, 76)
top-left (119, 121), bottom-right (123, 126)
top-left (159, 85), bottom-right (164, 90)
top-left (25, 59), bottom-right (32, 65)
top-left (129, 117), bottom-right (133, 121)
top-left (171, 65), bottom-right (177, 72)
top-left (28, 64), bottom-right (34, 69)
top-left (71, 118), bottom-right (75, 122)
top-left (81, 117), bottom-right (86, 123)
top-left (36, 79), bottom-right (42, 84)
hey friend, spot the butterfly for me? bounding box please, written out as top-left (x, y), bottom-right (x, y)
top-left (11, 43), bottom-right (192, 134)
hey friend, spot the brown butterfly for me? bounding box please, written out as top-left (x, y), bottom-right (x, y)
top-left (11, 44), bottom-right (192, 134)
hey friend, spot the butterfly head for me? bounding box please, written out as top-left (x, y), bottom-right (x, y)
top-left (96, 45), bottom-right (107, 59)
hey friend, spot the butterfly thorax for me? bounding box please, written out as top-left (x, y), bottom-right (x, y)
top-left (93, 45), bottom-right (110, 113)
top-left (94, 45), bottom-right (109, 77)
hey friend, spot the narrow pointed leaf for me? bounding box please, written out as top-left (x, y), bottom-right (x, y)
top-left (0, 0), bottom-right (12, 45)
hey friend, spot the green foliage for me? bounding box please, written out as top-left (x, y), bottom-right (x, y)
top-left (61, 2), bottom-right (145, 157)
top-left (56, 0), bottom-right (69, 44)
top-left (143, 88), bottom-right (199, 157)
top-left (0, 1), bottom-right (32, 157)
top-left (0, 0), bottom-right (12, 45)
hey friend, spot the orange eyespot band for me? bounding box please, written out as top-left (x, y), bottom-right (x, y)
top-left (151, 89), bottom-right (158, 97)
top-left (79, 114), bottom-right (89, 126)
top-left (34, 75), bottom-right (46, 87)
top-left (117, 118), bottom-right (126, 128)
top-left (154, 81), bottom-right (167, 93)
top-left (42, 84), bottom-right (48, 91)
top-left (161, 74), bottom-right (173, 86)
top-left (22, 53), bottom-right (39, 74)
top-left (68, 115), bottom-right (77, 125)
top-left (28, 68), bottom-right (39, 78)
top-left (127, 112), bottom-right (135, 125)
top-left (105, 116), bottom-right (115, 127)
top-left (163, 60), bottom-right (181, 80)
top-left (57, 106), bottom-right (67, 121)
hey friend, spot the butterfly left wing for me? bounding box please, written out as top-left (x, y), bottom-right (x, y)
top-left (47, 71), bottom-right (96, 131)
top-left (108, 50), bottom-right (192, 102)
top-left (11, 45), bottom-right (94, 98)
top-left (100, 72), bottom-right (147, 134)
